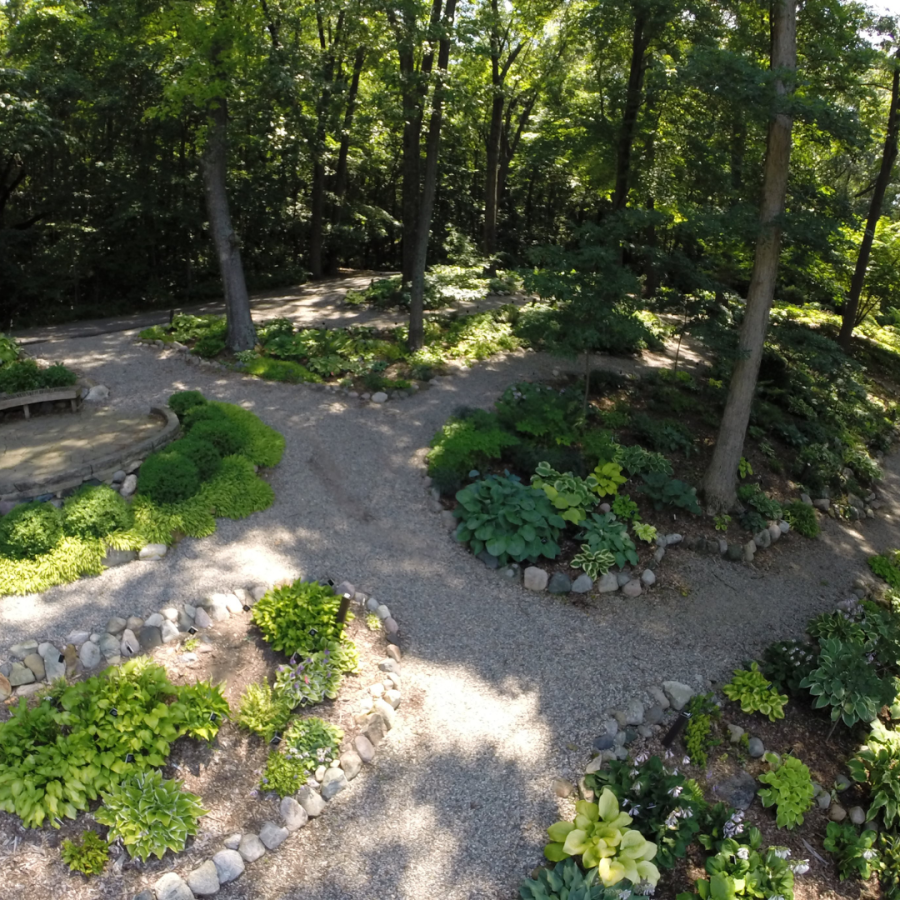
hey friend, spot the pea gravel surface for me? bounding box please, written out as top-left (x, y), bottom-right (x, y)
top-left (2, 317), bottom-right (899, 900)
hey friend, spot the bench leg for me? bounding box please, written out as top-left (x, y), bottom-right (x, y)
top-left (23, 404), bottom-right (30, 420)
top-left (70, 399), bottom-right (77, 412)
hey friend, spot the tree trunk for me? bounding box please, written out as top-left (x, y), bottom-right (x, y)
top-left (484, 88), bottom-right (504, 258)
top-left (326, 45), bottom-right (365, 274)
top-left (202, 96), bottom-right (256, 352)
top-left (309, 155), bottom-right (326, 278)
top-left (702, 0), bottom-right (796, 513)
top-left (612, 7), bottom-right (650, 212)
top-left (408, 0), bottom-right (457, 351)
top-left (838, 48), bottom-right (900, 351)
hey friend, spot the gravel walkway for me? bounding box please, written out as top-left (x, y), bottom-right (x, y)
top-left (2, 319), bottom-right (899, 899)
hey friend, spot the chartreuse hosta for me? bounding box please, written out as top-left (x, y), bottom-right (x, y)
top-left (545, 788), bottom-right (660, 888)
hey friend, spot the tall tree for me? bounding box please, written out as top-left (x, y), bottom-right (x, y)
top-left (703, 0), bottom-right (797, 513)
top-left (838, 44), bottom-right (900, 350)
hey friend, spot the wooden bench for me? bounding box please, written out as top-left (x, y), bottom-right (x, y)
top-left (0, 387), bottom-right (80, 419)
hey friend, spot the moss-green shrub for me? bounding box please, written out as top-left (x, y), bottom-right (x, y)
top-left (167, 437), bottom-right (222, 481)
top-left (204, 401), bottom-right (285, 468)
top-left (137, 451), bottom-right (200, 505)
top-left (168, 390), bottom-right (207, 418)
top-left (426, 409), bottom-right (519, 479)
top-left (62, 485), bottom-right (133, 539)
top-left (0, 502), bottom-right (63, 559)
top-left (244, 357), bottom-right (322, 384)
top-left (194, 333), bottom-right (226, 359)
top-left (783, 500), bottom-right (820, 538)
top-left (186, 417), bottom-right (249, 458)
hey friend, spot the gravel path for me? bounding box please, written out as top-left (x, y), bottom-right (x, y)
top-left (2, 319), bottom-right (899, 899)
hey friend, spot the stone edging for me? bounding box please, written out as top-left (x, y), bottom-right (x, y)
top-left (558, 574), bottom-right (884, 823)
top-left (0, 405), bottom-right (179, 500)
top-left (0, 578), bottom-right (405, 900)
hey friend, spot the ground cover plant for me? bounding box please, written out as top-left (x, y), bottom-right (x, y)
top-left (0, 332), bottom-right (77, 394)
top-left (0, 390), bottom-right (284, 596)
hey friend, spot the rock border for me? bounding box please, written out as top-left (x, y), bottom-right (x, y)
top-left (555, 574), bottom-right (887, 824)
top-left (0, 578), bottom-right (405, 900)
top-left (0, 404), bottom-right (179, 500)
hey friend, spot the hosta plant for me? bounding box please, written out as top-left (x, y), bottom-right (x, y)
top-left (519, 858), bottom-right (622, 900)
top-left (532, 462), bottom-right (600, 524)
top-left (722, 662), bottom-right (787, 721)
top-left (615, 445), bottom-right (673, 477)
top-left (610, 494), bottom-right (639, 522)
top-left (823, 821), bottom-right (881, 881)
top-left (848, 721), bottom-right (900, 827)
top-left (61, 830), bottom-right (109, 876)
top-left (454, 475), bottom-right (565, 563)
top-left (545, 790), bottom-right (660, 888)
top-left (587, 755), bottom-right (703, 870)
top-left (757, 752), bottom-right (815, 829)
top-left (799, 637), bottom-right (893, 727)
top-left (632, 522), bottom-right (657, 544)
top-left (591, 462), bottom-right (627, 497)
top-left (273, 650), bottom-right (343, 706)
top-left (579, 512), bottom-right (638, 568)
top-left (95, 771), bottom-right (207, 862)
top-left (572, 546), bottom-right (616, 578)
top-left (638, 473), bottom-right (701, 515)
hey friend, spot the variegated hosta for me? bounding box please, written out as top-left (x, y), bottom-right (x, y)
top-left (544, 789), bottom-right (660, 887)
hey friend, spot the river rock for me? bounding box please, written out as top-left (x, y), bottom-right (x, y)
top-left (23, 653), bottom-right (45, 680)
top-left (186, 860), bottom-right (220, 896)
top-left (212, 849), bottom-right (245, 883)
top-left (622, 580), bottom-right (642, 598)
top-left (138, 625), bottom-right (162, 650)
top-left (0, 673), bottom-right (11, 699)
top-left (297, 785), bottom-right (326, 817)
top-left (280, 796), bottom-right (308, 832)
top-left (548, 572), bottom-right (572, 594)
top-left (662, 681), bottom-right (693, 710)
top-left (523, 566), bottom-right (549, 591)
top-left (849, 806), bottom-right (867, 825)
top-left (830, 804), bottom-right (847, 822)
top-left (640, 569), bottom-right (656, 587)
top-left (106, 616), bottom-right (127, 634)
top-left (138, 543), bottom-right (167, 560)
top-left (571, 574), bottom-right (593, 593)
top-left (597, 572), bottom-right (619, 593)
top-left (748, 737), bottom-right (765, 758)
top-left (321, 767), bottom-right (349, 800)
top-left (79, 641), bottom-right (101, 669)
top-left (718, 771), bottom-right (758, 810)
top-left (154, 873), bottom-right (193, 900)
top-left (119, 629), bottom-right (140, 656)
top-left (238, 833), bottom-right (266, 862)
top-left (259, 821), bottom-right (289, 849)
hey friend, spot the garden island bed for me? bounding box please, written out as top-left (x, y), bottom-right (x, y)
top-left (0, 576), bottom-right (405, 900)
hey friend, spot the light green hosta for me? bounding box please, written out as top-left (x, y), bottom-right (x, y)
top-left (532, 462), bottom-right (600, 524)
top-left (572, 545), bottom-right (616, 578)
top-left (632, 522), bottom-right (657, 544)
top-left (545, 789), bottom-right (660, 888)
top-left (95, 771), bottom-right (207, 862)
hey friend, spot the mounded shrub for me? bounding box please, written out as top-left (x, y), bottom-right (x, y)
top-left (187, 417), bottom-right (250, 457)
top-left (166, 437), bottom-right (222, 481)
top-left (168, 390), bottom-right (207, 419)
top-left (137, 451), bottom-right (200, 505)
top-left (783, 500), bottom-right (820, 538)
top-left (62, 485), bottom-right (133, 539)
top-left (0, 502), bottom-right (63, 559)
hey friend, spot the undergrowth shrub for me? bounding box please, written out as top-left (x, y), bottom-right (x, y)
top-left (62, 485), bottom-right (133, 539)
top-left (167, 390), bottom-right (207, 418)
top-left (426, 409), bottom-right (519, 480)
top-left (244, 357), bottom-right (322, 383)
top-left (782, 501), bottom-right (820, 538)
top-left (0, 501), bottom-right (63, 559)
top-left (137, 451), bottom-right (200, 505)
top-left (166, 437), bottom-right (222, 481)
top-left (186, 417), bottom-right (250, 458)
top-left (60, 830), bottom-right (109, 876)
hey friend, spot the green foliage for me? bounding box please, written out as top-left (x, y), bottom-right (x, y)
top-left (591, 462), bottom-right (627, 497)
top-left (60, 830), bottom-right (109, 876)
top-left (167, 390), bottom-right (207, 418)
top-left (684, 693), bottom-right (721, 769)
top-left (496, 382), bottom-right (582, 447)
top-left (738, 458), bottom-right (753, 479)
top-left (244, 356), bottom-right (322, 383)
top-left (426, 409), bottom-right (519, 478)
top-left (273, 650), bottom-right (343, 706)
top-left (879, 831), bottom-right (900, 899)
top-left (870, 553), bottom-right (900, 590)
top-left (137, 450), bottom-right (200, 505)
top-left (237, 681), bottom-right (293, 742)
top-left (760, 640), bottom-right (819, 696)
top-left (587, 755), bottom-right (703, 870)
top-left (0, 359), bottom-right (77, 393)
top-left (262, 717), bottom-right (343, 796)
top-left (580, 430), bottom-right (619, 468)
top-left (187, 417), bottom-right (250, 458)
top-left (615, 445), bottom-right (673, 477)
top-left (0, 501), bottom-right (63, 559)
top-left (0, 332), bottom-right (20, 364)
top-left (848, 722), bottom-right (900, 827)
top-left (758, 753), bottom-right (814, 829)
top-left (823, 821), bottom-right (881, 881)
top-left (808, 611), bottom-right (866, 646)
top-left (62, 485), bottom-right (133, 540)
top-left (571, 546), bottom-right (616, 579)
top-left (454, 475), bottom-right (565, 564)
top-left (632, 414), bottom-right (695, 457)
top-left (251, 579), bottom-right (355, 662)
top-left (722, 663), bottom-right (788, 721)
top-left (544, 790), bottom-right (661, 888)
top-left (579, 512), bottom-right (638, 568)
top-left (782, 501), bottom-right (820, 538)
top-left (95, 770), bottom-right (207, 862)
top-left (519, 858), bottom-right (619, 900)
top-left (638, 473), bottom-right (702, 515)
top-left (633, 522), bottom-right (657, 543)
top-left (532, 462), bottom-right (600, 524)
top-left (0, 659), bottom-right (227, 829)
top-left (736, 484), bottom-right (783, 522)
top-left (610, 494), bottom-right (639, 522)
top-left (166, 437), bottom-right (222, 481)
top-left (714, 514), bottom-right (731, 532)
top-left (201, 401), bottom-right (285, 468)
top-left (681, 829), bottom-right (797, 900)
top-left (799, 637), bottom-right (893, 727)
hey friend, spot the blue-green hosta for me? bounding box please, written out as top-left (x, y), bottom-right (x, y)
top-left (519, 857), bottom-right (625, 900)
top-left (454, 475), bottom-right (565, 564)
top-left (545, 789), bottom-right (660, 888)
top-left (95, 771), bottom-right (207, 861)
